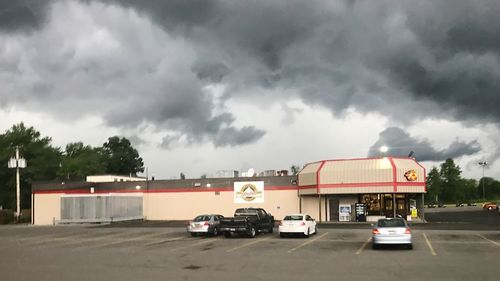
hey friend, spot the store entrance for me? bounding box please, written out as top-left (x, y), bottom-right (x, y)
top-left (329, 199), bottom-right (339, 221)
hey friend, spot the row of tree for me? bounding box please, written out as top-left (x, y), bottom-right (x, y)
top-left (0, 123), bottom-right (144, 209)
top-left (426, 158), bottom-right (500, 203)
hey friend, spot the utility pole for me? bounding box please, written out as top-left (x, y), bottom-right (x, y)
top-left (478, 161), bottom-right (488, 201)
top-left (7, 147), bottom-right (27, 223)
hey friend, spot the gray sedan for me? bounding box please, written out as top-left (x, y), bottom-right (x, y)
top-left (372, 218), bottom-right (412, 249)
top-left (187, 214), bottom-right (224, 237)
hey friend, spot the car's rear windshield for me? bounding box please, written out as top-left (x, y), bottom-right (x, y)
top-left (235, 209), bottom-right (258, 216)
top-left (193, 215), bottom-right (211, 222)
top-left (283, 215), bottom-right (303, 221)
top-left (378, 219), bottom-right (405, 227)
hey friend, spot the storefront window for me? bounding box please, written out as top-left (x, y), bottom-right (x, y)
top-left (360, 194), bottom-right (381, 216)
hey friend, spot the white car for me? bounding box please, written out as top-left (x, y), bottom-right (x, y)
top-left (279, 214), bottom-right (317, 238)
top-left (372, 218), bottom-right (412, 249)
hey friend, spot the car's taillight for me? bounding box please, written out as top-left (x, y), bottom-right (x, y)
top-left (300, 222), bottom-right (306, 226)
top-left (372, 228), bottom-right (380, 235)
top-left (203, 222), bottom-right (210, 226)
top-left (405, 228), bottom-right (411, 234)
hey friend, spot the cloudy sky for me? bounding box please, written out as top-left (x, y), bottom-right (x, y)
top-left (1, 0), bottom-right (499, 180)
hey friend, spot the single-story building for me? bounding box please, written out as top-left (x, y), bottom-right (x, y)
top-left (31, 157), bottom-right (426, 225)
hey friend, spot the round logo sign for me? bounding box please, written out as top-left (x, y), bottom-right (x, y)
top-left (237, 184), bottom-right (262, 201)
top-left (404, 170), bottom-right (418, 181)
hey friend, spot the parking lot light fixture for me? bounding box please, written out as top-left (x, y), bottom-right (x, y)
top-left (7, 146), bottom-right (27, 223)
top-left (478, 161), bottom-right (488, 201)
top-left (379, 146), bottom-right (388, 154)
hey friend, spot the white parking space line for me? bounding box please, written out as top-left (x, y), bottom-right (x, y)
top-left (83, 232), bottom-right (170, 249)
top-left (170, 237), bottom-right (220, 252)
top-left (477, 234), bottom-right (500, 247)
top-left (423, 233), bottom-right (437, 256)
top-left (25, 232), bottom-right (105, 246)
top-left (144, 236), bottom-right (191, 247)
top-left (38, 232), bottom-right (126, 248)
top-left (287, 232), bottom-right (329, 253)
top-left (355, 237), bottom-right (372, 255)
top-left (226, 237), bottom-right (271, 253)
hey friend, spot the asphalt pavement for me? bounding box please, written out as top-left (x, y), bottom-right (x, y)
top-left (0, 207), bottom-right (498, 281)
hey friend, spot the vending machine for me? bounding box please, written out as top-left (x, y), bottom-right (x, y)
top-left (339, 204), bottom-right (351, 222)
top-left (355, 203), bottom-right (367, 222)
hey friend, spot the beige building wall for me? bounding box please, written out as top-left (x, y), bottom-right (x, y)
top-left (33, 193), bottom-right (62, 225)
top-left (298, 162), bottom-right (321, 186)
top-left (321, 186), bottom-right (394, 194)
top-left (392, 158), bottom-right (425, 183)
top-left (320, 159), bottom-right (393, 184)
top-left (301, 196), bottom-right (319, 221)
top-left (145, 189), bottom-right (299, 221)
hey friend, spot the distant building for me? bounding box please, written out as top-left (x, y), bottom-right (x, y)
top-left (86, 175), bottom-right (146, 183)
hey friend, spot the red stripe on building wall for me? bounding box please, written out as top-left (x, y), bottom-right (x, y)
top-left (298, 185), bottom-right (318, 190)
top-left (316, 161), bottom-right (326, 193)
top-left (388, 157), bottom-right (398, 192)
top-left (32, 185), bottom-right (298, 195)
top-left (318, 182), bottom-right (425, 188)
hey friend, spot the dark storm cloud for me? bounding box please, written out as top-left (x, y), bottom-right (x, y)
top-left (367, 127), bottom-right (481, 161)
top-left (0, 0), bottom-right (50, 32)
top-left (2, 0), bottom-right (500, 152)
top-left (191, 62), bottom-right (230, 83)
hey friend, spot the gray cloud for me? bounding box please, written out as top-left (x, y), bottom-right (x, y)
top-left (0, 0), bottom-right (50, 33)
top-left (367, 127), bottom-right (481, 161)
top-left (2, 0), bottom-right (500, 155)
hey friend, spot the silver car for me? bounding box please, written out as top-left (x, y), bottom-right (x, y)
top-left (372, 218), bottom-right (412, 249)
top-left (187, 214), bottom-right (224, 237)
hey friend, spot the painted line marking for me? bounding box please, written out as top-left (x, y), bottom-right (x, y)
top-left (288, 232), bottom-right (329, 253)
top-left (39, 232), bottom-right (126, 248)
top-left (226, 237), bottom-right (271, 253)
top-left (423, 233), bottom-right (437, 256)
top-left (355, 237), bottom-right (372, 255)
top-left (145, 236), bottom-right (191, 247)
top-left (83, 232), bottom-right (171, 249)
top-left (477, 234), bottom-right (500, 247)
top-left (20, 232), bottom-right (87, 244)
top-left (170, 237), bottom-right (220, 252)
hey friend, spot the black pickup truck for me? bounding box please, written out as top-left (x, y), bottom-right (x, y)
top-left (219, 208), bottom-right (275, 238)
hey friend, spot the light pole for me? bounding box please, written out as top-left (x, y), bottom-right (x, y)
top-left (478, 161), bottom-right (488, 201)
top-left (7, 146), bottom-right (27, 223)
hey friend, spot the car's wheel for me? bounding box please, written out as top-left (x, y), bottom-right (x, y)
top-left (248, 227), bottom-right (256, 238)
top-left (314, 226), bottom-right (318, 235)
top-left (407, 244), bottom-right (413, 250)
top-left (305, 228), bottom-right (310, 238)
top-left (280, 233), bottom-right (285, 238)
top-left (212, 227), bottom-right (218, 236)
top-left (223, 232), bottom-right (231, 238)
top-left (268, 225), bottom-right (274, 233)
top-left (372, 243), bottom-right (379, 250)
top-left (190, 232), bottom-right (197, 237)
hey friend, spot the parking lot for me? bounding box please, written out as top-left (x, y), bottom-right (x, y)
top-left (1, 219), bottom-right (499, 281)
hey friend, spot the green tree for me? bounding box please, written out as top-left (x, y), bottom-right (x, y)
top-left (0, 123), bottom-right (61, 209)
top-left (58, 142), bottom-right (106, 181)
top-left (439, 158), bottom-right (463, 202)
top-left (290, 165), bottom-right (301, 175)
top-left (101, 136), bottom-right (144, 176)
top-left (461, 178), bottom-right (478, 203)
top-left (426, 167), bottom-right (443, 203)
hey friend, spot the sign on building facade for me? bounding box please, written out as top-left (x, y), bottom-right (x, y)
top-left (234, 181), bottom-right (264, 204)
